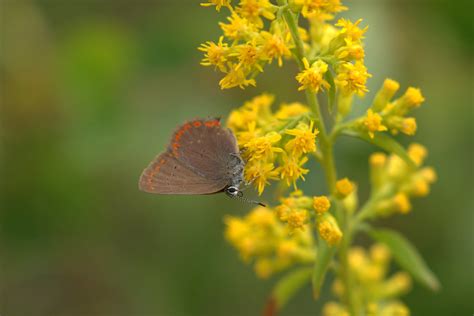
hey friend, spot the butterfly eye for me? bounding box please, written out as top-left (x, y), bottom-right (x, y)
top-left (226, 186), bottom-right (240, 197)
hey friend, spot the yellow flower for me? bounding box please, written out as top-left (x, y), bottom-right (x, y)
top-left (325, 0), bottom-right (348, 16)
top-left (219, 13), bottom-right (257, 41)
top-left (287, 209), bottom-right (308, 231)
top-left (363, 109), bottom-right (387, 139)
top-left (236, 0), bottom-right (276, 28)
top-left (200, 0), bottom-right (232, 11)
top-left (244, 160), bottom-right (279, 195)
top-left (408, 143), bottom-right (427, 166)
top-left (295, 0), bottom-right (347, 19)
top-left (296, 58), bottom-right (330, 92)
top-left (243, 131), bottom-right (283, 161)
top-left (393, 193), bottom-right (412, 214)
top-left (246, 206), bottom-right (276, 227)
top-left (278, 155), bottom-right (310, 188)
top-left (385, 116), bottom-right (417, 136)
top-left (224, 216), bottom-right (249, 243)
top-left (219, 64), bottom-right (256, 89)
top-left (336, 177), bottom-right (354, 198)
top-left (335, 18), bottom-right (368, 42)
top-left (313, 195), bottom-right (331, 214)
top-left (275, 102), bottom-right (310, 120)
top-left (237, 121), bottom-right (261, 145)
top-left (420, 167), bottom-right (437, 183)
top-left (401, 117), bottom-right (417, 136)
top-left (231, 39), bottom-right (264, 72)
top-left (322, 302), bottom-right (349, 316)
top-left (259, 31), bottom-right (291, 66)
top-left (277, 239), bottom-right (298, 260)
top-left (243, 92), bottom-right (275, 118)
top-left (198, 36), bottom-right (229, 72)
top-left (318, 214), bottom-right (343, 245)
top-left (370, 243), bottom-right (390, 264)
top-left (335, 61), bottom-right (372, 96)
top-left (370, 152), bottom-right (387, 168)
top-left (384, 272), bottom-right (412, 297)
top-left (383, 78), bottom-right (400, 94)
top-left (285, 121), bottom-right (319, 157)
top-left (275, 204), bottom-right (291, 221)
top-left (408, 178), bottom-right (430, 197)
top-left (402, 87), bottom-right (425, 109)
top-left (335, 38), bottom-right (365, 61)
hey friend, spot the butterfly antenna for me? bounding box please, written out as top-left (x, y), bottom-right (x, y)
top-left (236, 191), bottom-right (266, 207)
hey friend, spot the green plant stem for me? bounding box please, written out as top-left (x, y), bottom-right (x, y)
top-left (278, 2), bottom-right (359, 314)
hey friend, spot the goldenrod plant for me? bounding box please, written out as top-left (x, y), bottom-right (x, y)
top-left (200, 0), bottom-right (439, 314)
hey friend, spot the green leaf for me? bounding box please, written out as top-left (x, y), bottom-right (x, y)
top-left (312, 240), bottom-right (336, 299)
top-left (324, 69), bottom-right (336, 114)
top-left (343, 130), bottom-right (416, 169)
top-left (368, 228), bottom-right (440, 291)
top-left (268, 267), bottom-right (312, 312)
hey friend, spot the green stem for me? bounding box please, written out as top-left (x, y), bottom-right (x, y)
top-left (277, 2), bottom-right (360, 314)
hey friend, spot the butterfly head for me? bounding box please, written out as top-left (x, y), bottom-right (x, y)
top-left (225, 185), bottom-right (266, 207)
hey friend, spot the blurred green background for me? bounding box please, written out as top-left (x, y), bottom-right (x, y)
top-left (1, 0), bottom-right (472, 315)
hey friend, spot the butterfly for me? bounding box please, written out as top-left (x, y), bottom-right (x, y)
top-left (139, 117), bottom-right (263, 205)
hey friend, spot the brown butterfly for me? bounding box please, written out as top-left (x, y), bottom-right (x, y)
top-left (139, 118), bottom-right (263, 206)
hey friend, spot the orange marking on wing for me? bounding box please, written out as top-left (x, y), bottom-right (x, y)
top-left (205, 120), bottom-right (220, 127)
top-left (193, 121), bottom-right (202, 127)
top-left (183, 123), bottom-right (192, 131)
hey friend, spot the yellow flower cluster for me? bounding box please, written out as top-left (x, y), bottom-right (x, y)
top-left (227, 93), bottom-right (317, 194)
top-left (294, 16), bottom-right (371, 97)
top-left (201, 0), bottom-right (372, 98)
top-left (323, 243), bottom-right (412, 316)
top-left (224, 206), bottom-right (315, 278)
top-left (200, 0), bottom-right (296, 89)
top-left (200, 0), bottom-right (437, 313)
top-left (359, 79), bottom-right (425, 139)
top-left (369, 143), bottom-right (437, 217)
top-left (225, 189), bottom-right (342, 278)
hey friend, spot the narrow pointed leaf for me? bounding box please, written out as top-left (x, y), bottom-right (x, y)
top-left (312, 240), bottom-right (336, 299)
top-left (368, 228), bottom-right (440, 291)
top-left (343, 130), bottom-right (416, 169)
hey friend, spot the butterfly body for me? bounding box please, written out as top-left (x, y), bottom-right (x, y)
top-left (139, 118), bottom-right (244, 197)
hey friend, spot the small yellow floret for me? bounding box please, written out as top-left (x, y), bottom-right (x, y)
top-left (278, 155), bottom-right (310, 189)
top-left (393, 193), bottom-right (412, 214)
top-left (275, 102), bottom-right (310, 119)
top-left (285, 121), bottom-right (319, 157)
top-left (335, 61), bottom-right (372, 96)
top-left (287, 209), bottom-right (308, 231)
top-left (219, 64), bottom-right (256, 89)
top-left (408, 143), bottom-right (427, 166)
top-left (401, 117), bottom-right (417, 136)
top-left (318, 215), bottom-right (342, 246)
top-left (403, 87), bottom-right (425, 108)
top-left (313, 195), bottom-right (331, 214)
top-left (363, 109), bottom-right (388, 138)
top-left (383, 78), bottom-right (400, 94)
top-left (200, 0), bottom-right (232, 11)
top-left (295, 58), bottom-right (330, 92)
top-left (336, 177), bottom-right (354, 198)
top-left (370, 152), bottom-right (387, 167)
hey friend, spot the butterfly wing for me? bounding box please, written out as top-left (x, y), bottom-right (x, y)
top-left (169, 118), bottom-right (240, 180)
top-left (139, 152), bottom-right (228, 194)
